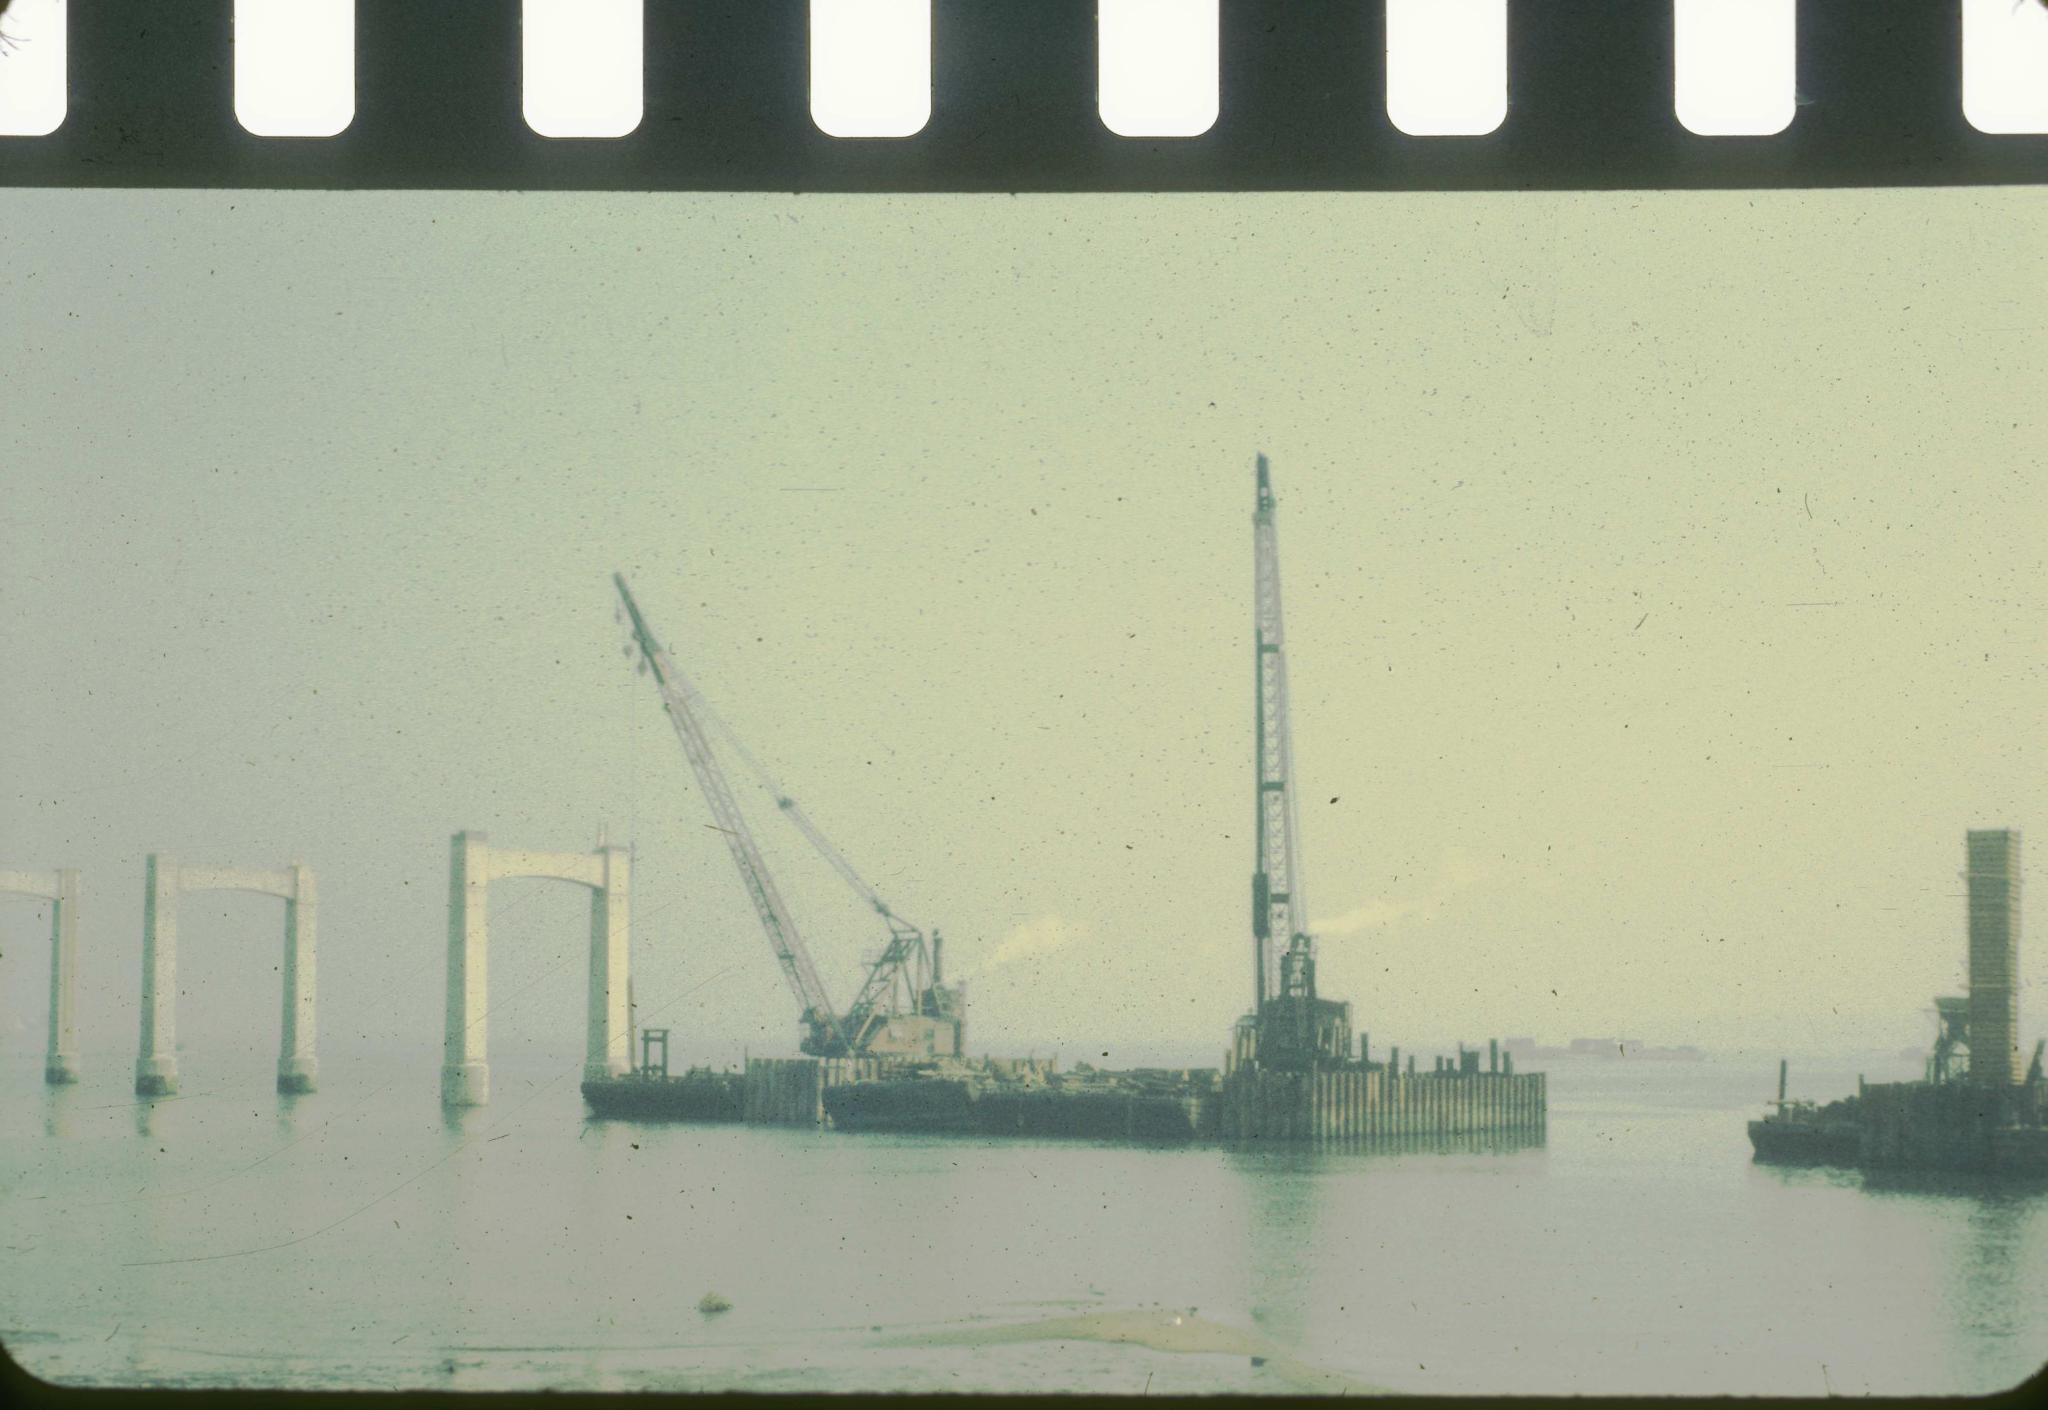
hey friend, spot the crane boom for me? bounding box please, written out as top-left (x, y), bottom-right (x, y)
top-left (683, 674), bottom-right (943, 1051)
top-left (613, 573), bottom-right (848, 1054)
top-left (1252, 453), bottom-right (1316, 1008)
top-left (682, 680), bottom-right (902, 924)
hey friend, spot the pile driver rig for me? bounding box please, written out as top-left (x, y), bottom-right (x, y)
top-left (1242, 454), bottom-right (1356, 1072)
top-left (613, 572), bottom-right (963, 1061)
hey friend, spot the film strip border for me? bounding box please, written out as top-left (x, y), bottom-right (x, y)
top-left (2, 0), bottom-right (2045, 191)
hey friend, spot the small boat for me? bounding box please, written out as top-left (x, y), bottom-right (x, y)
top-left (1747, 1060), bottom-right (1860, 1165)
top-left (581, 1063), bottom-right (745, 1122)
top-left (581, 1019), bottom-right (743, 1122)
top-left (1747, 1100), bottom-right (1863, 1164)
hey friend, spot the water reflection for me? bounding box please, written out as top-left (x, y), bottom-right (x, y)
top-left (1957, 1194), bottom-right (2030, 1347)
top-left (1746, 1158), bottom-right (1864, 1193)
top-left (1226, 1144), bottom-right (1320, 1351)
top-left (42, 1084), bottom-right (73, 1140)
top-left (274, 1090), bottom-right (308, 1138)
top-left (1222, 1129), bottom-right (1550, 1362)
top-left (1860, 1168), bottom-right (2048, 1199)
top-left (1862, 1172), bottom-right (2048, 1335)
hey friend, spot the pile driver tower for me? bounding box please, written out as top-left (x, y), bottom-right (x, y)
top-left (1241, 454), bottom-right (1356, 1072)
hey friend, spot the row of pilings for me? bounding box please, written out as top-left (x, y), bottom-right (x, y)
top-left (737, 1055), bottom-right (1547, 1149)
top-left (742, 1056), bottom-right (906, 1124)
top-left (1857, 1078), bottom-right (2048, 1172)
top-left (1219, 1066), bottom-right (1548, 1142)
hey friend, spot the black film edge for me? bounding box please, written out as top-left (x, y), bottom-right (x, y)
top-left (1, 0), bottom-right (2044, 192)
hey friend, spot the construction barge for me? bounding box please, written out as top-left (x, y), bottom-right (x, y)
top-left (1749, 1067), bottom-right (2048, 1174)
top-left (585, 1039), bottom-right (1544, 1148)
top-left (1749, 829), bottom-right (2048, 1175)
top-left (592, 458), bottom-right (1546, 1148)
top-left (1208, 456), bottom-right (1545, 1145)
top-left (823, 1062), bottom-right (1219, 1140)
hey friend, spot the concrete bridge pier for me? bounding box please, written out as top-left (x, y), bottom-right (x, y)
top-left (442, 831), bottom-right (491, 1107)
top-left (584, 845), bottom-right (631, 1087)
top-left (441, 830), bottom-right (631, 1107)
top-left (0, 868), bottom-right (82, 1084)
top-left (136, 855), bottom-right (179, 1096)
top-left (275, 866), bottom-right (318, 1093)
top-left (135, 855), bottom-right (319, 1096)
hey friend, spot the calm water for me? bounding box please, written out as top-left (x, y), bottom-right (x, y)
top-left (2, 1047), bottom-right (2044, 1396)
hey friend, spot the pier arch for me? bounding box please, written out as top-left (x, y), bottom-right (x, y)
top-left (0, 868), bottom-right (81, 1084)
top-left (134, 855), bottom-right (317, 1096)
top-left (440, 831), bottom-right (630, 1107)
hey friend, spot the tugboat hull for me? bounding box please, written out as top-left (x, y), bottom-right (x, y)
top-left (581, 1072), bottom-right (744, 1122)
top-left (1746, 1115), bottom-right (1861, 1165)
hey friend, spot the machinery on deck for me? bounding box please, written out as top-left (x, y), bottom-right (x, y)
top-left (1928, 995), bottom-right (1970, 1084)
top-left (613, 572), bottom-right (963, 1060)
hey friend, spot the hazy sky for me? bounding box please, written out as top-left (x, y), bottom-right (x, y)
top-left (2, 187), bottom-right (2042, 1080)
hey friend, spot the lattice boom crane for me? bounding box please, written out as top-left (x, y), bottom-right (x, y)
top-left (612, 572), bottom-right (961, 1060)
top-left (614, 572), bottom-right (849, 1055)
top-left (1252, 453), bottom-right (1317, 1008)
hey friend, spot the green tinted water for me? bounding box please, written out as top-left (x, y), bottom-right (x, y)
top-left (2, 1049), bottom-right (2042, 1395)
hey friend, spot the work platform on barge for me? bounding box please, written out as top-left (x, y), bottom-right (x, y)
top-left (822, 1066), bottom-right (1218, 1141)
top-left (1220, 1002), bottom-right (1546, 1143)
top-left (1748, 1079), bottom-right (2048, 1174)
top-left (1747, 830), bottom-right (2048, 1176)
top-left (584, 1044), bottom-right (1545, 1147)
top-left (584, 457), bottom-right (1545, 1148)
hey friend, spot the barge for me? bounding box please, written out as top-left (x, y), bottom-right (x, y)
top-left (1747, 1106), bottom-right (1863, 1164)
top-left (1747, 1076), bottom-right (2048, 1174)
top-left (1747, 831), bottom-right (2048, 1176)
top-left (821, 1067), bottom-right (1220, 1141)
top-left (1747, 1057), bottom-right (1863, 1164)
top-left (581, 1065), bottom-right (744, 1122)
top-left (580, 1026), bottom-right (746, 1122)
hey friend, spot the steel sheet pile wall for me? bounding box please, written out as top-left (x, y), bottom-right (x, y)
top-left (1859, 1079), bottom-right (2045, 1171)
top-left (1219, 1068), bottom-right (1546, 1143)
top-left (742, 1056), bottom-right (900, 1125)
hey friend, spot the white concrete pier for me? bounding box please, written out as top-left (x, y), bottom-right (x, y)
top-left (135, 855), bottom-right (318, 1096)
top-left (441, 831), bottom-right (631, 1107)
top-left (0, 868), bottom-right (82, 1084)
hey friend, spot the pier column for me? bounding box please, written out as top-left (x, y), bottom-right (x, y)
top-left (584, 845), bottom-right (631, 1083)
top-left (4, 868), bottom-right (82, 1084)
top-left (276, 865), bottom-right (318, 1094)
top-left (443, 831), bottom-right (629, 1105)
top-left (136, 855), bottom-right (317, 1096)
top-left (45, 870), bottom-right (81, 1084)
top-left (136, 854), bottom-right (180, 1096)
top-left (442, 831), bottom-right (491, 1106)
